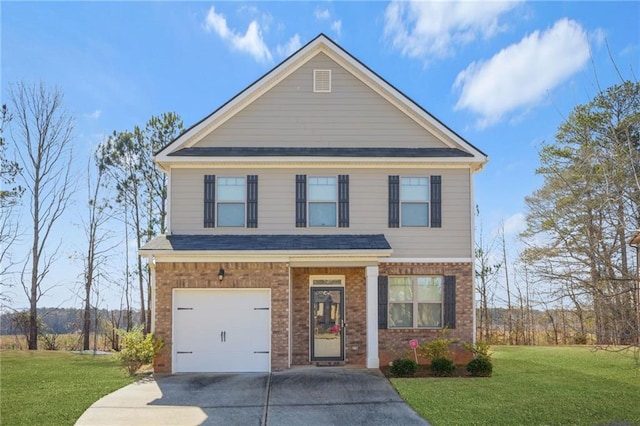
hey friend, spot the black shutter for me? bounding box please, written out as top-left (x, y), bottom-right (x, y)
top-left (378, 275), bottom-right (388, 329)
top-left (443, 275), bottom-right (456, 329)
top-left (204, 174), bottom-right (215, 228)
top-left (388, 175), bottom-right (399, 228)
top-left (246, 175), bottom-right (258, 228)
top-left (431, 175), bottom-right (442, 228)
top-left (295, 175), bottom-right (307, 227)
top-left (338, 175), bottom-right (349, 227)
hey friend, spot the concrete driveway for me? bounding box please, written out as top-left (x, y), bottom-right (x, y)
top-left (75, 367), bottom-right (429, 426)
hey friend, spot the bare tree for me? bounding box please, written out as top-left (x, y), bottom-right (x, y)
top-left (9, 82), bottom-right (74, 350)
top-left (499, 223), bottom-right (515, 344)
top-left (474, 207), bottom-right (501, 341)
top-left (80, 156), bottom-right (114, 351)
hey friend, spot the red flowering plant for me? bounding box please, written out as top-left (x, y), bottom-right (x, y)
top-left (330, 325), bottom-right (341, 333)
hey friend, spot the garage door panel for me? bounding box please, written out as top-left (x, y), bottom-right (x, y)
top-left (173, 289), bottom-right (271, 373)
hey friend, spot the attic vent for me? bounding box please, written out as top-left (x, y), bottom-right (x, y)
top-left (314, 69), bottom-right (331, 93)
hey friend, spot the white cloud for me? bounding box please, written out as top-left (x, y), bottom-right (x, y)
top-left (315, 8), bottom-right (330, 20)
top-left (590, 27), bottom-right (606, 49)
top-left (84, 109), bottom-right (101, 119)
top-left (276, 34), bottom-right (302, 58)
top-left (502, 213), bottom-right (526, 236)
top-left (203, 5), bottom-right (272, 64)
top-left (383, 0), bottom-right (519, 63)
top-left (331, 20), bottom-right (342, 37)
top-left (454, 18), bottom-right (590, 128)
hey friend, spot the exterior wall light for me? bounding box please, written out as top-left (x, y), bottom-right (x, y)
top-left (218, 268), bottom-right (225, 282)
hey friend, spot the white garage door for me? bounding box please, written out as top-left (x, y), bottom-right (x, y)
top-left (173, 289), bottom-right (271, 373)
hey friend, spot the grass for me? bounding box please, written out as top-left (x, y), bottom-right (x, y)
top-left (0, 350), bottom-right (135, 426)
top-left (392, 345), bottom-right (640, 426)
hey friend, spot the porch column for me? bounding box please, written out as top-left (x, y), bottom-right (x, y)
top-left (366, 265), bottom-right (379, 368)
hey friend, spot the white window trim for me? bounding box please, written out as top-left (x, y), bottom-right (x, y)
top-left (216, 176), bottom-right (246, 227)
top-left (400, 176), bottom-right (430, 228)
top-left (309, 275), bottom-right (345, 287)
top-left (308, 176), bottom-right (337, 227)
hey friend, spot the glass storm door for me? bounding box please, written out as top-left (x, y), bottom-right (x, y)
top-left (310, 287), bottom-right (344, 361)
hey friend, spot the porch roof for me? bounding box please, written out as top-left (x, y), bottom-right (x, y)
top-left (141, 234), bottom-right (391, 252)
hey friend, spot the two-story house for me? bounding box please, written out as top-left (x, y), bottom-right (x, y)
top-left (140, 34), bottom-right (488, 374)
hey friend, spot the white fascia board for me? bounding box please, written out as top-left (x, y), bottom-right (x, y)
top-left (157, 157), bottom-right (485, 171)
top-left (382, 257), bottom-right (473, 264)
top-left (141, 249), bottom-right (393, 263)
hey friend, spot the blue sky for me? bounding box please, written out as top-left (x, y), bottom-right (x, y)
top-left (2, 1), bottom-right (638, 309)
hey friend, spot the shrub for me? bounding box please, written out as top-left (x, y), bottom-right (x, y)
top-left (390, 358), bottom-right (418, 377)
top-left (417, 328), bottom-right (455, 361)
top-left (116, 327), bottom-right (163, 376)
top-left (573, 333), bottom-right (588, 345)
top-left (466, 357), bottom-right (493, 377)
top-left (430, 356), bottom-right (455, 376)
top-left (463, 341), bottom-right (492, 360)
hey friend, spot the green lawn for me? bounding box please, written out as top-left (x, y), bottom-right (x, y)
top-left (392, 346), bottom-right (640, 426)
top-left (0, 350), bottom-right (135, 426)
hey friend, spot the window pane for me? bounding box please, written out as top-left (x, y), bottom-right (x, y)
top-left (418, 303), bottom-right (442, 327)
top-left (389, 303), bottom-right (413, 328)
top-left (401, 177), bottom-right (428, 201)
top-left (218, 177), bottom-right (245, 201)
top-left (417, 276), bottom-right (443, 301)
top-left (217, 203), bottom-right (245, 227)
top-left (309, 202), bottom-right (336, 227)
top-left (402, 203), bottom-right (428, 226)
top-left (309, 177), bottom-right (336, 201)
top-left (389, 277), bottom-right (413, 301)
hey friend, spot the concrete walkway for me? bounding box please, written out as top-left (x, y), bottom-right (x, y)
top-left (75, 367), bottom-right (429, 426)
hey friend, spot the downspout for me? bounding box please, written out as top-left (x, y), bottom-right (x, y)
top-left (469, 167), bottom-right (477, 344)
top-left (150, 256), bottom-right (157, 333)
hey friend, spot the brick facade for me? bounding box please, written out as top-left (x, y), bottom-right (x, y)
top-left (152, 261), bottom-right (473, 373)
top-left (153, 261), bottom-right (289, 373)
top-left (377, 262), bottom-right (474, 366)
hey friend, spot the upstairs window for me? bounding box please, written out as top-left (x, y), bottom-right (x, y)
top-left (388, 175), bottom-right (441, 228)
top-left (296, 175), bottom-right (349, 228)
top-left (204, 175), bottom-right (258, 228)
top-left (401, 177), bottom-right (429, 227)
top-left (217, 177), bottom-right (245, 227)
top-left (308, 177), bottom-right (336, 227)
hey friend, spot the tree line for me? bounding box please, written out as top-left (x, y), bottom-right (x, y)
top-left (1, 81), bottom-right (182, 350)
top-left (476, 80), bottom-right (640, 349)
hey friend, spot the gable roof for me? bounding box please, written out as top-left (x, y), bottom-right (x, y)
top-left (156, 33), bottom-right (488, 169)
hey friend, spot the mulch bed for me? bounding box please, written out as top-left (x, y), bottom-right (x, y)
top-left (380, 364), bottom-right (472, 378)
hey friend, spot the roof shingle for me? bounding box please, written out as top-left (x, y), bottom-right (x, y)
top-left (141, 234), bottom-right (392, 252)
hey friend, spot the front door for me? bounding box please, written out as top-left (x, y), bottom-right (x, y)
top-left (310, 287), bottom-right (344, 361)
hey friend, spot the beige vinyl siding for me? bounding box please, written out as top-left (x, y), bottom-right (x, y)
top-left (170, 167), bottom-right (472, 258)
top-left (195, 53), bottom-right (448, 150)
